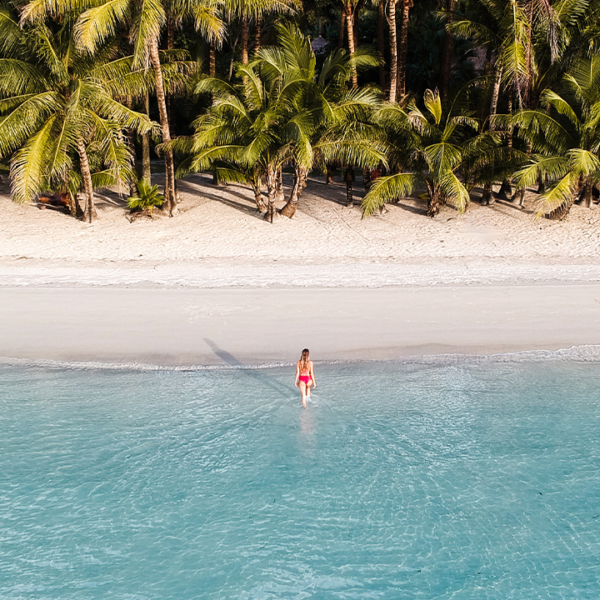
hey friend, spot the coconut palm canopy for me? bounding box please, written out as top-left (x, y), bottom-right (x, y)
top-left (0, 0), bottom-right (599, 222)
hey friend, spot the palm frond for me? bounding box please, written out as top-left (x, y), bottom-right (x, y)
top-left (10, 115), bottom-right (55, 204)
top-left (362, 173), bottom-right (421, 216)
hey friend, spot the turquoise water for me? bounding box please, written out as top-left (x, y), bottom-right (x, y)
top-left (1, 360), bottom-right (600, 599)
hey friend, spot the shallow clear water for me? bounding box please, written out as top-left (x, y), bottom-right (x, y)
top-left (1, 360), bottom-right (600, 599)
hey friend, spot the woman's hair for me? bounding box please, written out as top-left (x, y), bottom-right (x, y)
top-left (299, 348), bottom-right (310, 371)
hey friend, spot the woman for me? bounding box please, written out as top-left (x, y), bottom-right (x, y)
top-left (295, 348), bottom-right (316, 408)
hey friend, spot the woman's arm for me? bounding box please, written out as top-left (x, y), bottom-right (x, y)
top-left (311, 361), bottom-right (316, 388)
top-left (295, 362), bottom-right (300, 387)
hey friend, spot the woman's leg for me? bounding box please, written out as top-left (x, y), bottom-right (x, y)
top-left (299, 382), bottom-right (307, 407)
top-left (306, 381), bottom-right (313, 397)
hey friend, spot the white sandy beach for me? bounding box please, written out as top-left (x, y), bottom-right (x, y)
top-left (1, 173), bottom-right (599, 365)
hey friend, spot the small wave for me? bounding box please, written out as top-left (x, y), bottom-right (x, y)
top-left (1, 345), bottom-right (600, 372)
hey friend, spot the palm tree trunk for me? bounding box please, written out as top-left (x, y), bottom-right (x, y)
top-left (396, 0), bottom-right (410, 101)
top-left (142, 93), bottom-right (152, 185)
top-left (489, 60), bottom-right (502, 119)
top-left (326, 165), bottom-right (334, 184)
top-left (338, 10), bottom-right (345, 48)
top-left (581, 177), bottom-right (593, 208)
top-left (499, 96), bottom-right (513, 199)
top-left (363, 167), bottom-right (372, 190)
top-left (427, 183), bottom-right (440, 217)
top-left (353, 0), bottom-right (364, 49)
top-left (149, 38), bottom-right (177, 217)
top-left (166, 14), bottom-right (175, 134)
top-left (252, 174), bottom-right (266, 211)
top-left (77, 138), bottom-right (96, 223)
top-left (123, 95), bottom-right (138, 195)
top-left (388, 0), bottom-right (398, 102)
top-left (482, 60), bottom-right (503, 206)
top-left (70, 192), bottom-right (84, 218)
top-left (255, 14), bottom-right (262, 53)
top-left (378, 0), bottom-right (385, 89)
top-left (345, 3), bottom-right (358, 89)
top-left (265, 164), bottom-right (277, 223)
top-left (209, 41), bottom-right (216, 76)
top-left (345, 167), bottom-right (354, 207)
top-left (547, 195), bottom-right (576, 220)
top-left (281, 165), bottom-right (307, 218)
top-left (276, 167), bottom-right (284, 199)
top-left (241, 11), bottom-right (249, 64)
top-left (512, 138), bottom-right (530, 207)
top-left (439, 0), bottom-right (454, 103)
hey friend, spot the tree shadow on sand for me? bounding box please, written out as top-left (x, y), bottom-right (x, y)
top-left (304, 176), bottom-right (366, 207)
top-left (204, 338), bottom-right (297, 398)
top-left (177, 178), bottom-right (266, 220)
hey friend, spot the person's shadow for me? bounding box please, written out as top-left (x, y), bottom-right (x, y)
top-left (203, 338), bottom-right (297, 398)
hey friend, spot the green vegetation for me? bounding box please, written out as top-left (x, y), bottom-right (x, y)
top-left (127, 179), bottom-right (165, 217)
top-left (0, 0), bottom-right (599, 222)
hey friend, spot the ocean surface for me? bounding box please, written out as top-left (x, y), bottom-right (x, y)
top-left (1, 359), bottom-right (600, 599)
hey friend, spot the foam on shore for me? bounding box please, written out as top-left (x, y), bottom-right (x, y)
top-left (2, 345), bottom-right (600, 372)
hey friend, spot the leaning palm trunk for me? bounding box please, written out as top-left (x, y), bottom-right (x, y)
top-left (547, 195), bottom-right (576, 220)
top-left (149, 38), bottom-right (177, 217)
top-left (281, 165), bottom-right (308, 218)
top-left (77, 138), bottom-right (96, 223)
top-left (265, 164), bottom-right (277, 223)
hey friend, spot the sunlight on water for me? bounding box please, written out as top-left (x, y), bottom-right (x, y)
top-left (1, 361), bottom-right (599, 599)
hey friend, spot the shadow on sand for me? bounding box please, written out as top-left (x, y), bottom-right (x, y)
top-left (204, 338), bottom-right (297, 398)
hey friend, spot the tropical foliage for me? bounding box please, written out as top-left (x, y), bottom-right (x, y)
top-left (1, 0), bottom-right (599, 223)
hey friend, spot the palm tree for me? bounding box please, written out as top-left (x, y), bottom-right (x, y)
top-left (0, 7), bottom-right (154, 222)
top-left (175, 24), bottom-right (382, 221)
top-left (450, 0), bottom-right (588, 203)
top-left (255, 24), bottom-right (381, 217)
top-left (362, 88), bottom-right (477, 217)
top-left (340, 0), bottom-right (363, 88)
top-left (225, 0), bottom-right (298, 67)
top-left (504, 56), bottom-right (600, 217)
top-left (174, 60), bottom-right (291, 222)
top-left (32, 0), bottom-right (223, 217)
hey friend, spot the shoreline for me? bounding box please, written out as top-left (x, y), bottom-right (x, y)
top-left (2, 285), bottom-right (599, 367)
top-left (3, 345), bottom-right (600, 371)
